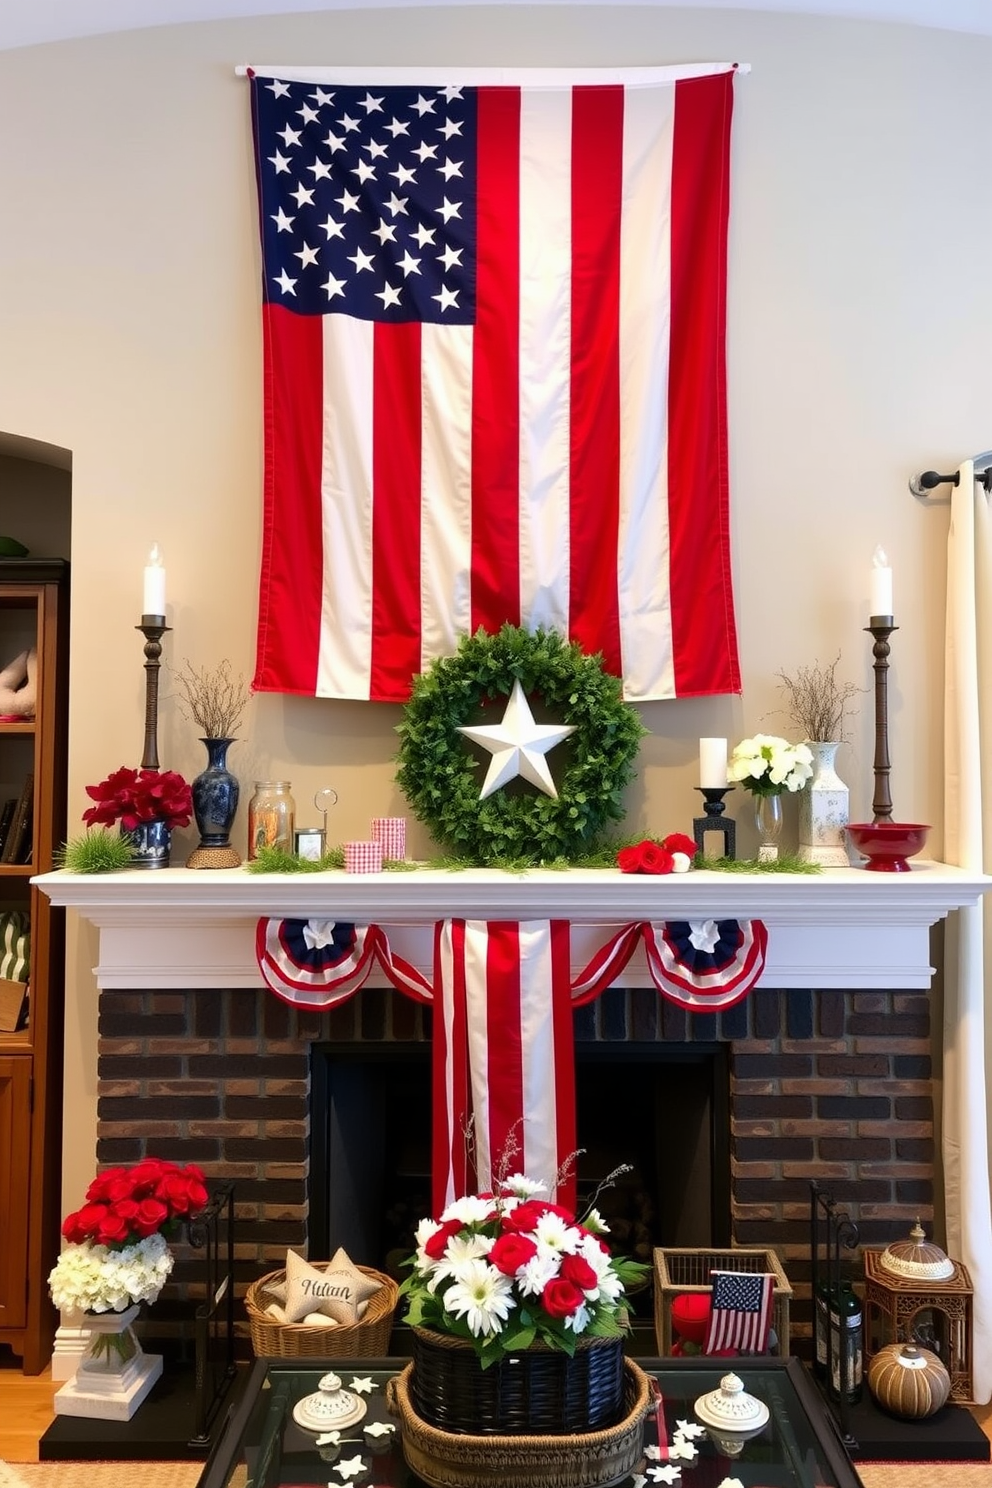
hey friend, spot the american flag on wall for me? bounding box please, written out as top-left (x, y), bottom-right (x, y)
top-left (247, 64), bottom-right (742, 704)
top-left (704, 1270), bottom-right (776, 1354)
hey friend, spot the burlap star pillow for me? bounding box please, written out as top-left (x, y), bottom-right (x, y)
top-left (274, 1247), bottom-right (382, 1326)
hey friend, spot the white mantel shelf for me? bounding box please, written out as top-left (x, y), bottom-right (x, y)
top-left (35, 861), bottom-right (992, 992)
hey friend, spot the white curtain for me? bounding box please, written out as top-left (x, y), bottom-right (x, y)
top-left (943, 456), bottom-right (992, 1403)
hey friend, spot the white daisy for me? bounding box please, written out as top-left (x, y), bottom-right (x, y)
top-left (442, 1259), bottom-right (514, 1337)
top-left (503, 1174), bottom-right (547, 1199)
top-left (564, 1302), bottom-right (591, 1333)
top-left (533, 1212), bottom-right (580, 1255)
top-left (516, 1250), bottom-right (561, 1297)
top-left (441, 1194), bottom-right (495, 1226)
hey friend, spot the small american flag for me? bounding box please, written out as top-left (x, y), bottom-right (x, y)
top-left (704, 1270), bottom-right (775, 1354)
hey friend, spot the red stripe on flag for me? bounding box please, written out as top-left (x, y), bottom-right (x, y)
top-left (433, 919), bottom-right (472, 1210)
top-left (485, 921), bottom-right (525, 1179)
top-left (253, 303), bottom-right (324, 695)
top-left (370, 321), bottom-right (423, 702)
top-left (471, 87), bottom-right (521, 635)
top-left (569, 86), bottom-right (623, 677)
top-left (549, 919), bottom-right (578, 1210)
top-left (667, 71), bottom-right (740, 697)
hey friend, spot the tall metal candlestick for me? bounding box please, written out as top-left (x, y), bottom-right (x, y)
top-left (866, 617), bottom-right (897, 823)
top-left (137, 615), bottom-right (171, 771)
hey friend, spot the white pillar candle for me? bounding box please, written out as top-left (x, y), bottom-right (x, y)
top-left (143, 543), bottom-right (166, 616)
top-left (699, 737), bottom-right (728, 788)
top-left (870, 546), bottom-right (892, 618)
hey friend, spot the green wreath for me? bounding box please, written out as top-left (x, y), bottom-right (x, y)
top-left (395, 625), bottom-right (645, 866)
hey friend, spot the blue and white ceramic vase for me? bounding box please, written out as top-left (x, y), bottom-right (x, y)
top-left (129, 818), bottom-right (172, 869)
top-left (191, 737), bottom-right (240, 855)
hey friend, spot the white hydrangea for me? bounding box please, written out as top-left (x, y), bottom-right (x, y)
top-left (48, 1234), bottom-right (174, 1314)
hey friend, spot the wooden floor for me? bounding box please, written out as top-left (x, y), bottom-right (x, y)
top-left (2, 1351), bottom-right (992, 1464)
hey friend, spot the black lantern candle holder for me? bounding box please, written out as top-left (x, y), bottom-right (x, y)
top-left (693, 786), bottom-right (736, 860)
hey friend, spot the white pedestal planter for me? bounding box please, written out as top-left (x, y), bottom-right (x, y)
top-left (53, 1304), bottom-right (163, 1421)
top-left (798, 742), bottom-right (850, 867)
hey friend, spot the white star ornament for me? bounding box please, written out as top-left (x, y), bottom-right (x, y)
top-left (457, 678), bottom-right (575, 800)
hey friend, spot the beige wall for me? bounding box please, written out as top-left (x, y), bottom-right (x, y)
top-left (1, 5), bottom-right (989, 1209)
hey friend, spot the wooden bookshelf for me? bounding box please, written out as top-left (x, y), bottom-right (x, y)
top-left (0, 560), bottom-right (68, 1374)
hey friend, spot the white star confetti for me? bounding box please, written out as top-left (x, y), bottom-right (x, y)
top-left (717, 1479), bottom-right (745, 1488)
top-left (644, 1446), bottom-right (664, 1460)
top-left (315, 1431), bottom-right (341, 1447)
top-left (632, 1476), bottom-right (647, 1488)
top-left (333, 1455), bottom-right (368, 1480)
top-left (349, 1376), bottom-right (376, 1394)
top-left (670, 1440), bottom-right (698, 1461)
top-left (647, 1468), bottom-right (682, 1484)
top-left (675, 1421), bottom-right (706, 1439)
top-left (363, 1421), bottom-right (395, 1437)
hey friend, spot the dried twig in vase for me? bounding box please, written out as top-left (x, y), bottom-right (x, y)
top-left (172, 658), bottom-right (248, 739)
top-left (776, 654), bottom-right (861, 743)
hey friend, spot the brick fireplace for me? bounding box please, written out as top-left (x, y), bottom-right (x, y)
top-left (93, 975), bottom-right (934, 1353)
top-left (40, 862), bottom-right (978, 1356)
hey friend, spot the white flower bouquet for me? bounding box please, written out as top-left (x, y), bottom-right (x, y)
top-left (728, 734), bottom-right (814, 797)
top-left (399, 1173), bottom-right (646, 1367)
top-left (48, 1232), bottom-right (174, 1314)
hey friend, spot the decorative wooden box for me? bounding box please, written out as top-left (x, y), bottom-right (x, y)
top-left (653, 1246), bottom-right (793, 1356)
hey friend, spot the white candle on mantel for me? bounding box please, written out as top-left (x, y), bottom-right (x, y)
top-left (870, 546), bottom-right (893, 618)
top-left (143, 543), bottom-right (166, 616)
top-left (699, 737), bottom-right (728, 788)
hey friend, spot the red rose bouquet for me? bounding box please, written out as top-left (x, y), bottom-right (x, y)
top-left (617, 833), bottom-right (697, 875)
top-left (49, 1159), bottom-right (208, 1315)
top-left (83, 766), bottom-right (193, 832)
top-left (399, 1174), bottom-right (646, 1366)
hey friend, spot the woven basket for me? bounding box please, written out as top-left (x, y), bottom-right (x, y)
top-left (410, 1326), bottom-right (625, 1436)
top-left (388, 1357), bottom-right (651, 1488)
top-left (244, 1262), bottom-right (398, 1358)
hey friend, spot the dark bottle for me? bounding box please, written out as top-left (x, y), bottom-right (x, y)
top-left (828, 1282), bottom-right (863, 1402)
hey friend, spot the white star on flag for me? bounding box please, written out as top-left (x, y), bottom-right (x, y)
top-left (457, 678), bottom-right (575, 800)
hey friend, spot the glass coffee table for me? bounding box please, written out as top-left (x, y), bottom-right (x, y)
top-left (199, 1356), bottom-right (862, 1488)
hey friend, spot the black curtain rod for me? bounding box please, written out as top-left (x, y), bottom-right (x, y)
top-left (909, 454), bottom-right (992, 498)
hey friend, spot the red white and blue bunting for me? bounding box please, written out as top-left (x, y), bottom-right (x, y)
top-left (255, 915), bottom-right (766, 1210)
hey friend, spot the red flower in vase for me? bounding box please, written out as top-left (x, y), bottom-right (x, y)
top-left (83, 766), bottom-right (193, 831)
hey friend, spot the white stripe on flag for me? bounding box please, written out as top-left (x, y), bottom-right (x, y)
top-left (518, 86), bottom-right (572, 633)
top-left (463, 920), bottom-right (494, 1187)
top-left (421, 322), bottom-right (474, 669)
top-left (318, 315), bottom-right (374, 699)
top-left (517, 921), bottom-right (561, 1192)
top-left (618, 81), bottom-right (675, 701)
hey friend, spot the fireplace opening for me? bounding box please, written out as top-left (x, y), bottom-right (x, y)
top-left (308, 1037), bottom-right (730, 1311)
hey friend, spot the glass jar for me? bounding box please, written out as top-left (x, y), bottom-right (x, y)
top-left (247, 781), bottom-right (295, 859)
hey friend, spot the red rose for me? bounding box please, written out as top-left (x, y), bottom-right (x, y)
top-left (662, 833), bottom-right (697, 859)
top-left (559, 1253), bottom-right (598, 1291)
top-left (96, 1208), bottom-right (132, 1245)
top-left (424, 1219), bottom-right (462, 1260)
top-left (85, 1167), bottom-right (127, 1203)
top-left (131, 1197), bottom-right (170, 1237)
top-left (617, 840), bottom-right (674, 875)
top-left (157, 1170), bottom-right (208, 1214)
top-left (489, 1233), bottom-right (539, 1275)
top-left (541, 1278), bottom-right (585, 1318)
top-left (62, 1202), bottom-right (108, 1243)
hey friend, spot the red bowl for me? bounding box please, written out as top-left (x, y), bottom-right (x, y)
top-left (846, 822), bottom-right (930, 872)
